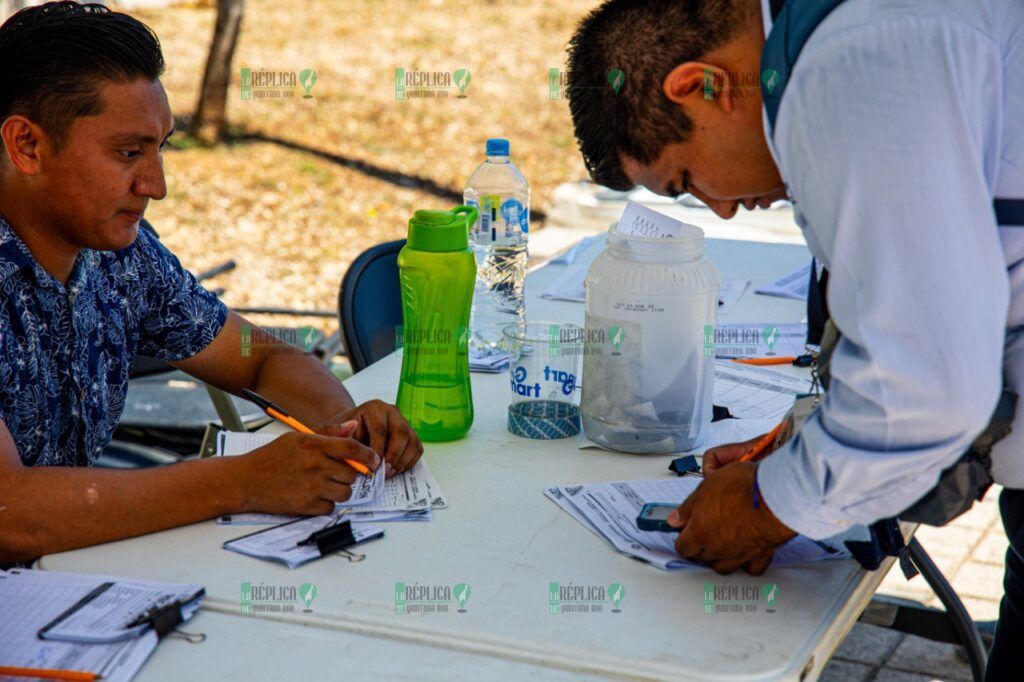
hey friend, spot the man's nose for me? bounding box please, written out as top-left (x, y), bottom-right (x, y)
top-left (133, 153), bottom-right (167, 200)
top-left (703, 197), bottom-right (738, 220)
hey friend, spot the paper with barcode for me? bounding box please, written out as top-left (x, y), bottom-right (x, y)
top-left (217, 431), bottom-right (384, 505)
top-left (545, 478), bottom-right (856, 571)
top-left (217, 431), bottom-right (445, 524)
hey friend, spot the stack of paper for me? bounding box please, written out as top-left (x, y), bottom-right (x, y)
top-left (469, 347), bottom-right (510, 373)
top-left (539, 227), bottom-right (748, 313)
top-left (0, 569), bottom-right (204, 682)
top-left (223, 516), bottom-right (386, 569)
top-left (545, 478), bottom-right (853, 570)
top-left (216, 431), bottom-right (447, 526)
top-left (755, 261), bottom-right (812, 301)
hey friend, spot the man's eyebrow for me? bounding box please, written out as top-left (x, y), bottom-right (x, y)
top-left (107, 127), bottom-right (176, 145)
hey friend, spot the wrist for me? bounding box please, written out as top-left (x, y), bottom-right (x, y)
top-left (218, 452), bottom-right (257, 513)
top-left (751, 464), bottom-right (797, 543)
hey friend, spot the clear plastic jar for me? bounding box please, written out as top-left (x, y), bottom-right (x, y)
top-left (581, 222), bottom-right (719, 453)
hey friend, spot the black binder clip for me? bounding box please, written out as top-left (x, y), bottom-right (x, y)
top-left (668, 455), bottom-right (701, 476)
top-left (125, 597), bottom-right (195, 639)
top-left (297, 519), bottom-right (359, 555)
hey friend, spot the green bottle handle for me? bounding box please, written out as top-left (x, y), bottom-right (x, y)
top-left (451, 205), bottom-right (479, 234)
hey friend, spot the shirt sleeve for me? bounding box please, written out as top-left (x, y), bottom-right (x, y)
top-left (758, 16), bottom-right (1008, 539)
top-left (134, 227), bottom-right (229, 362)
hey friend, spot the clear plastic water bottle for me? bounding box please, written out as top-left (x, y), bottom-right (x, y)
top-left (464, 138), bottom-right (530, 351)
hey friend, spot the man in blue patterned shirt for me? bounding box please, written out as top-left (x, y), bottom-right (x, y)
top-left (0, 2), bottom-right (422, 564)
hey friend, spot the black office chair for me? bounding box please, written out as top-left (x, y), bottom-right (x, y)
top-left (337, 239), bottom-right (405, 373)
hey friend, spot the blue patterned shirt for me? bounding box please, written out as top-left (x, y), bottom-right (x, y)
top-left (0, 216), bottom-right (228, 467)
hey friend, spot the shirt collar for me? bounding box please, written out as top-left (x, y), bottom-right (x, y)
top-left (0, 214), bottom-right (97, 293)
top-left (761, 0), bottom-right (775, 38)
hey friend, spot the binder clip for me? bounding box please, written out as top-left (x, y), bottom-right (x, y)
top-left (125, 598), bottom-right (201, 641)
top-left (297, 519), bottom-right (360, 555)
top-left (668, 455), bottom-right (701, 476)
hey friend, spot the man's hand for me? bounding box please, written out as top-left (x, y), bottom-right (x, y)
top-left (667, 462), bottom-right (797, 575)
top-left (240, 428), bottom-right (381, 516)
top-left (323, 399), bottom-right (424, 478)
top-left (702, 434), bottom-right (767, 476)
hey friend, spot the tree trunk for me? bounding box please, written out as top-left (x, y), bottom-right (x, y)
top-left (190, 0), bottom-right (245, 145)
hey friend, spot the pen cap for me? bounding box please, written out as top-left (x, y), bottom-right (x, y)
top-left (407, 206), bottom-right (478, 252)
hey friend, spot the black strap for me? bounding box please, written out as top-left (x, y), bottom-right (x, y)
top-left (996, 198), bottom-right (1024, 226)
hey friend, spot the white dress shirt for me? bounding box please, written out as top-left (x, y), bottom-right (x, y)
top-left (756, 0), bottom-right (1024, 538)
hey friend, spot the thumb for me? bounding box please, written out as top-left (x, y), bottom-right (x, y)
top-left (703, 434), bottom-right (766, 476)
top-left (666, 496), bottom-right (695, 529)
top-left (321, 419), bottom-right (360, 438)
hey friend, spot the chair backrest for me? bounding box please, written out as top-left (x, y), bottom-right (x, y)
top-left (338, 239), bottom-right (405, 373)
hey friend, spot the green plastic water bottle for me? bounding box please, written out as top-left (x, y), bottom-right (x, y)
top-left (396, 206), bottom-right (478, 441)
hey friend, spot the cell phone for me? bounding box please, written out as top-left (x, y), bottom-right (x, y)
top-left (636, 503), bottom-right (679, 533)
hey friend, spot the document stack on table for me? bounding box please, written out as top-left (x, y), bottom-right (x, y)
top-left (0, 568), bottom-right (204, 682)
top-left (215, 431), bottom-right (447, 526)
top-left (545, 477), bottom-right (854, 570)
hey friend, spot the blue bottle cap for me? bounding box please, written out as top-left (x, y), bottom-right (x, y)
top-left (486, 138), bottom-right (510, 156)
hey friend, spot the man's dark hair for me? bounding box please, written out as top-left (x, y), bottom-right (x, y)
top-left (567, 0), bottom-right (752, 190)
top-left (0, 1), bottom-right (164, 152)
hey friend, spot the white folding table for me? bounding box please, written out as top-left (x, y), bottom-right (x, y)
top-left (40, 236), bottom-right (898, 681)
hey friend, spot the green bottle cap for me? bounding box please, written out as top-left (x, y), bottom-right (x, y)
top-left (407, 205), bottom-right (478, 252)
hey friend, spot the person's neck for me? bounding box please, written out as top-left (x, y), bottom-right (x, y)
top-left (0, 196), bottom-right (80, 285)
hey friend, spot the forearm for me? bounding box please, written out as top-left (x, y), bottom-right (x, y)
top-left (253, 352), bottom-right (356, 428)
top-left (0, 456), bottom-right (249, 564)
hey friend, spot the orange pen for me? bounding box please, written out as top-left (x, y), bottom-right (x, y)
top-left (738, 420), bottom-right (785, 463)
top-left (0, 666), bottom-right (101, 681)
top-left (731, 356), bottom-right (798, 366)
top-left (241, 388), bottom-right (371, 475)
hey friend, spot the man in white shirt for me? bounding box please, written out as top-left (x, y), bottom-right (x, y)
top-left (567, 0), bottom-right (1022, 677)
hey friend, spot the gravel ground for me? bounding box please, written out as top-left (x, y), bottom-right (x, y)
top-left (116, 0), bottom-right (595, 331)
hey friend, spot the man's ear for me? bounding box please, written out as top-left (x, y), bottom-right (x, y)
top-left (0, 116), bottom-right (47, 177)
top-left (663, 62), bottom-right (735, 114)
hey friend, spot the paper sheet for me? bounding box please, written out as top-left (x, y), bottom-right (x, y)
top-left (217, 431), bottom-right (386, 505)
top-left (40, 579), bottom-right (203, 644)
top-left (712, 360), bottom-right (813, 421)
top-left (223, 516), bottom-right (385, 568)
top-left (545, 478), bottom-right (852, 571)
top-left (216, 432), bottom-right (447, 524)
top-left (0, 569), bottom-right (181, 682)
top-left (219, 508), bottom-right (432, 526)
top-left (616, 201), bottom-right (686, 239)
top-left (755, 261), bottom-right (812, 301)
